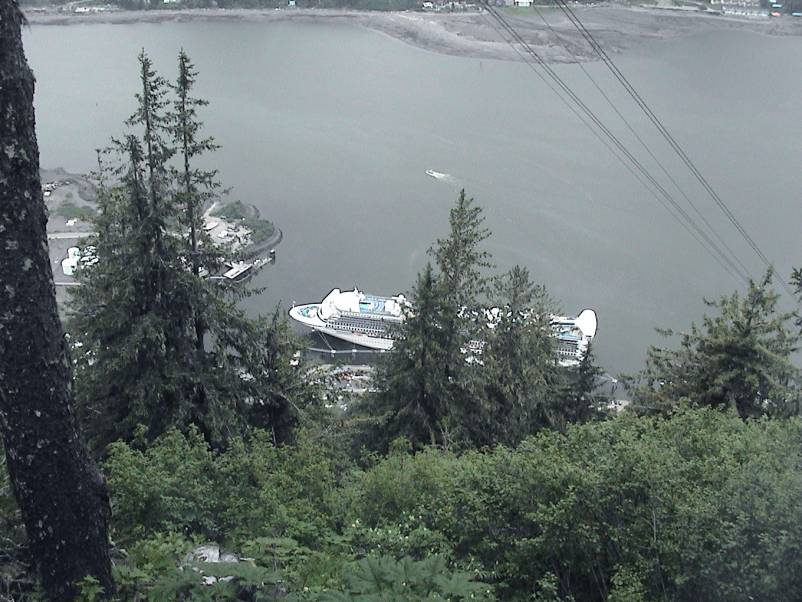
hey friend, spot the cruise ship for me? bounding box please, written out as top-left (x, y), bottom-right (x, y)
top-left (289, 288), bottom-right (408, 351)
top-left (550, 309), bottom-right (598, 366)
top-left (290, 288), bottom-right (598, 365)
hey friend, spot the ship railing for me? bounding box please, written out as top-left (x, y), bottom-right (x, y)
top-left (338, 310), bottom-right (403, 322)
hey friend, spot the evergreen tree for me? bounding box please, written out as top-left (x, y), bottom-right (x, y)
top-left (479, 265), bottom-right (559, 445)
top-left (428, 188), bottom-right (493, 309)
top-left (551, 343), bottom-right (608, 431)
top-left (71, 52), bottom-right (192, 448)
top-left (170, 49), bottom-right (220, 351)
top-left (129, 51), bottom-right (176, 314)
top-left (426, 189), bottom-right (493, 446)
top-left (70, 51), bottom-right (304, 450)
top-left (365, 193), bottom-right (606, 449)
top-left (624, 270), bottom-right (800, 418)
top-left (791, 265), bottom-right (802, 333)
top-left (370, 264), bottom-right (454, 449)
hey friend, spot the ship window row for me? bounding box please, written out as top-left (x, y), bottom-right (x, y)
top-left (341, 311), bottom-right (383, 320)
top-left (556, 345), bottom-right (578, 354)
top-left (332, 319), bottom-right (388, 336)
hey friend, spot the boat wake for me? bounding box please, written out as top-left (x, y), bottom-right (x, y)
top-left (425, 169), bottom-right (452, 181)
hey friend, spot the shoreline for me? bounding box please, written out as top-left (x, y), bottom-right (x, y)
top-left (203, 199), bottom-right (283, 259)
top-left (23, 5), bottom-right (802, 63)
top-left (45, 171), bottom-right (282, 299)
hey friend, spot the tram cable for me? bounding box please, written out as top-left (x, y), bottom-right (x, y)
top-left (477, 14), bottom-right (740, 279)
top-left (524, 4), bottom-right (754, 283)
top-left (478, 1), bottom-right (751, 283)
top-left (544, 0), bottom-right (796, 299)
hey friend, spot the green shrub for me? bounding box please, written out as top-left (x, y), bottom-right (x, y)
top-left (309, 555), bottom-right (494, 601)
top-left (106, 428), bottom-right (342, 549)
top-left (341, 409), bottom-right (802, 600)
top-left (105, 409), bottom-right (802, 601)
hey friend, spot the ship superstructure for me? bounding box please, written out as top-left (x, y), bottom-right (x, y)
top-left (290, 288), bottom-right (598, 365)
top-left (289, 288), bottom-right (408, 351)
top-left (550, 309), bottom-right (598, 366)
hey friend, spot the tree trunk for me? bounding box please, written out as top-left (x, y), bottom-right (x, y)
top-left (0, 1), bottom-right (115, 599)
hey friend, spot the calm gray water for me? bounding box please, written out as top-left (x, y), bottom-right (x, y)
top-left (23, 19), bottom-right (802, 375)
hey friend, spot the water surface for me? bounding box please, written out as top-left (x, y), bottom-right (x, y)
top-left (24, 20), bottom-right (802, 374)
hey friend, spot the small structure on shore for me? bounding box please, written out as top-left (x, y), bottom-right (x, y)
top-left (201, 200), bottom-right (281, 284)
top-left (61, 245), bottom-right (97, 276)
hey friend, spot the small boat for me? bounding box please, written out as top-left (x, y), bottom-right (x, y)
top-left (222, 261), bottom-right (253, 281)
top-left (425, 169), bottom-right (448, 179)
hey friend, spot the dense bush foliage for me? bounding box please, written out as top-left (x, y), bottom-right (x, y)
top-left (106, 428), bottom-right (342, 549)
top-left (92, 407), bottom-right (802, 601)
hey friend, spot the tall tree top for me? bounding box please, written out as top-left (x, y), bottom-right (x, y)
top-left (428, 189), bottom-right (493, 307)
top-left (625, 270), bottom-right (800, 418)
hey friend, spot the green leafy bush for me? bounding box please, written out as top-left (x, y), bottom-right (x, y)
top-left (341, 409), bottom-right (802, 600)
top-left (105, 409), bottom-right (802, 601)
top-left (106, 428), bottom-right (342, 549)
top-left (310, 555), bottom-right (494, 601)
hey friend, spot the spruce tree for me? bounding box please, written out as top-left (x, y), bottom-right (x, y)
top-left (479, 265), bottom-right (559, 445)
top-left (370, 264), bottom-right (454, 449)
top-left (70, 51), bottom-right (303, 450)
top-left (428, 188), bottom-right (493, 309)
top-left (71, 52), bottom-right (190, 448)
top-left (129, 50), bottom-right (176, 314)
top-left (551, 343), bottom-right (607, 431)
top-left (170, 49), bottom-right (220, 351)
top-left (427, 189), bottom-right (493, 446)
top-left (624, 270), bottom-right (799, 418)
top-left (791, 265), bottom-right (802, 335)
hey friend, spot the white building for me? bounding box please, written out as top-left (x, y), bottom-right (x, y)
top-left (61, 246), bottom-right (97, 277)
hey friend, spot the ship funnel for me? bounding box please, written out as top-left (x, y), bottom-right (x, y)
top-left (574, 309), bottom-right (598, 339)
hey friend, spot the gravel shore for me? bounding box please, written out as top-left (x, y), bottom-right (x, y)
top-left (24, 5), bottom-right (802, 63)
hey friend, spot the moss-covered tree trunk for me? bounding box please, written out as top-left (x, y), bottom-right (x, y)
top-left (0, 1), bottom-right (114, 598)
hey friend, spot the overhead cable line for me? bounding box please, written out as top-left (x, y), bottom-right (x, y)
top-left (525, 5), bottom-right (754, 282)
top-left (546, 0), bottom-right (796, 299)
top-left (477, 14), bottom-right (739, 278)
top-left (480, 16), bottom-right (672, 209)
top-left (478, 1), bottom-right (751, 283)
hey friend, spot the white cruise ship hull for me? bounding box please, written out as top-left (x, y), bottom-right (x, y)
top-left (290, 290), bottom-right (597, 364)
top-left (289, 300), bottom-right (398, 351)
top-left (313, 326), bottom-right (394, 351)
